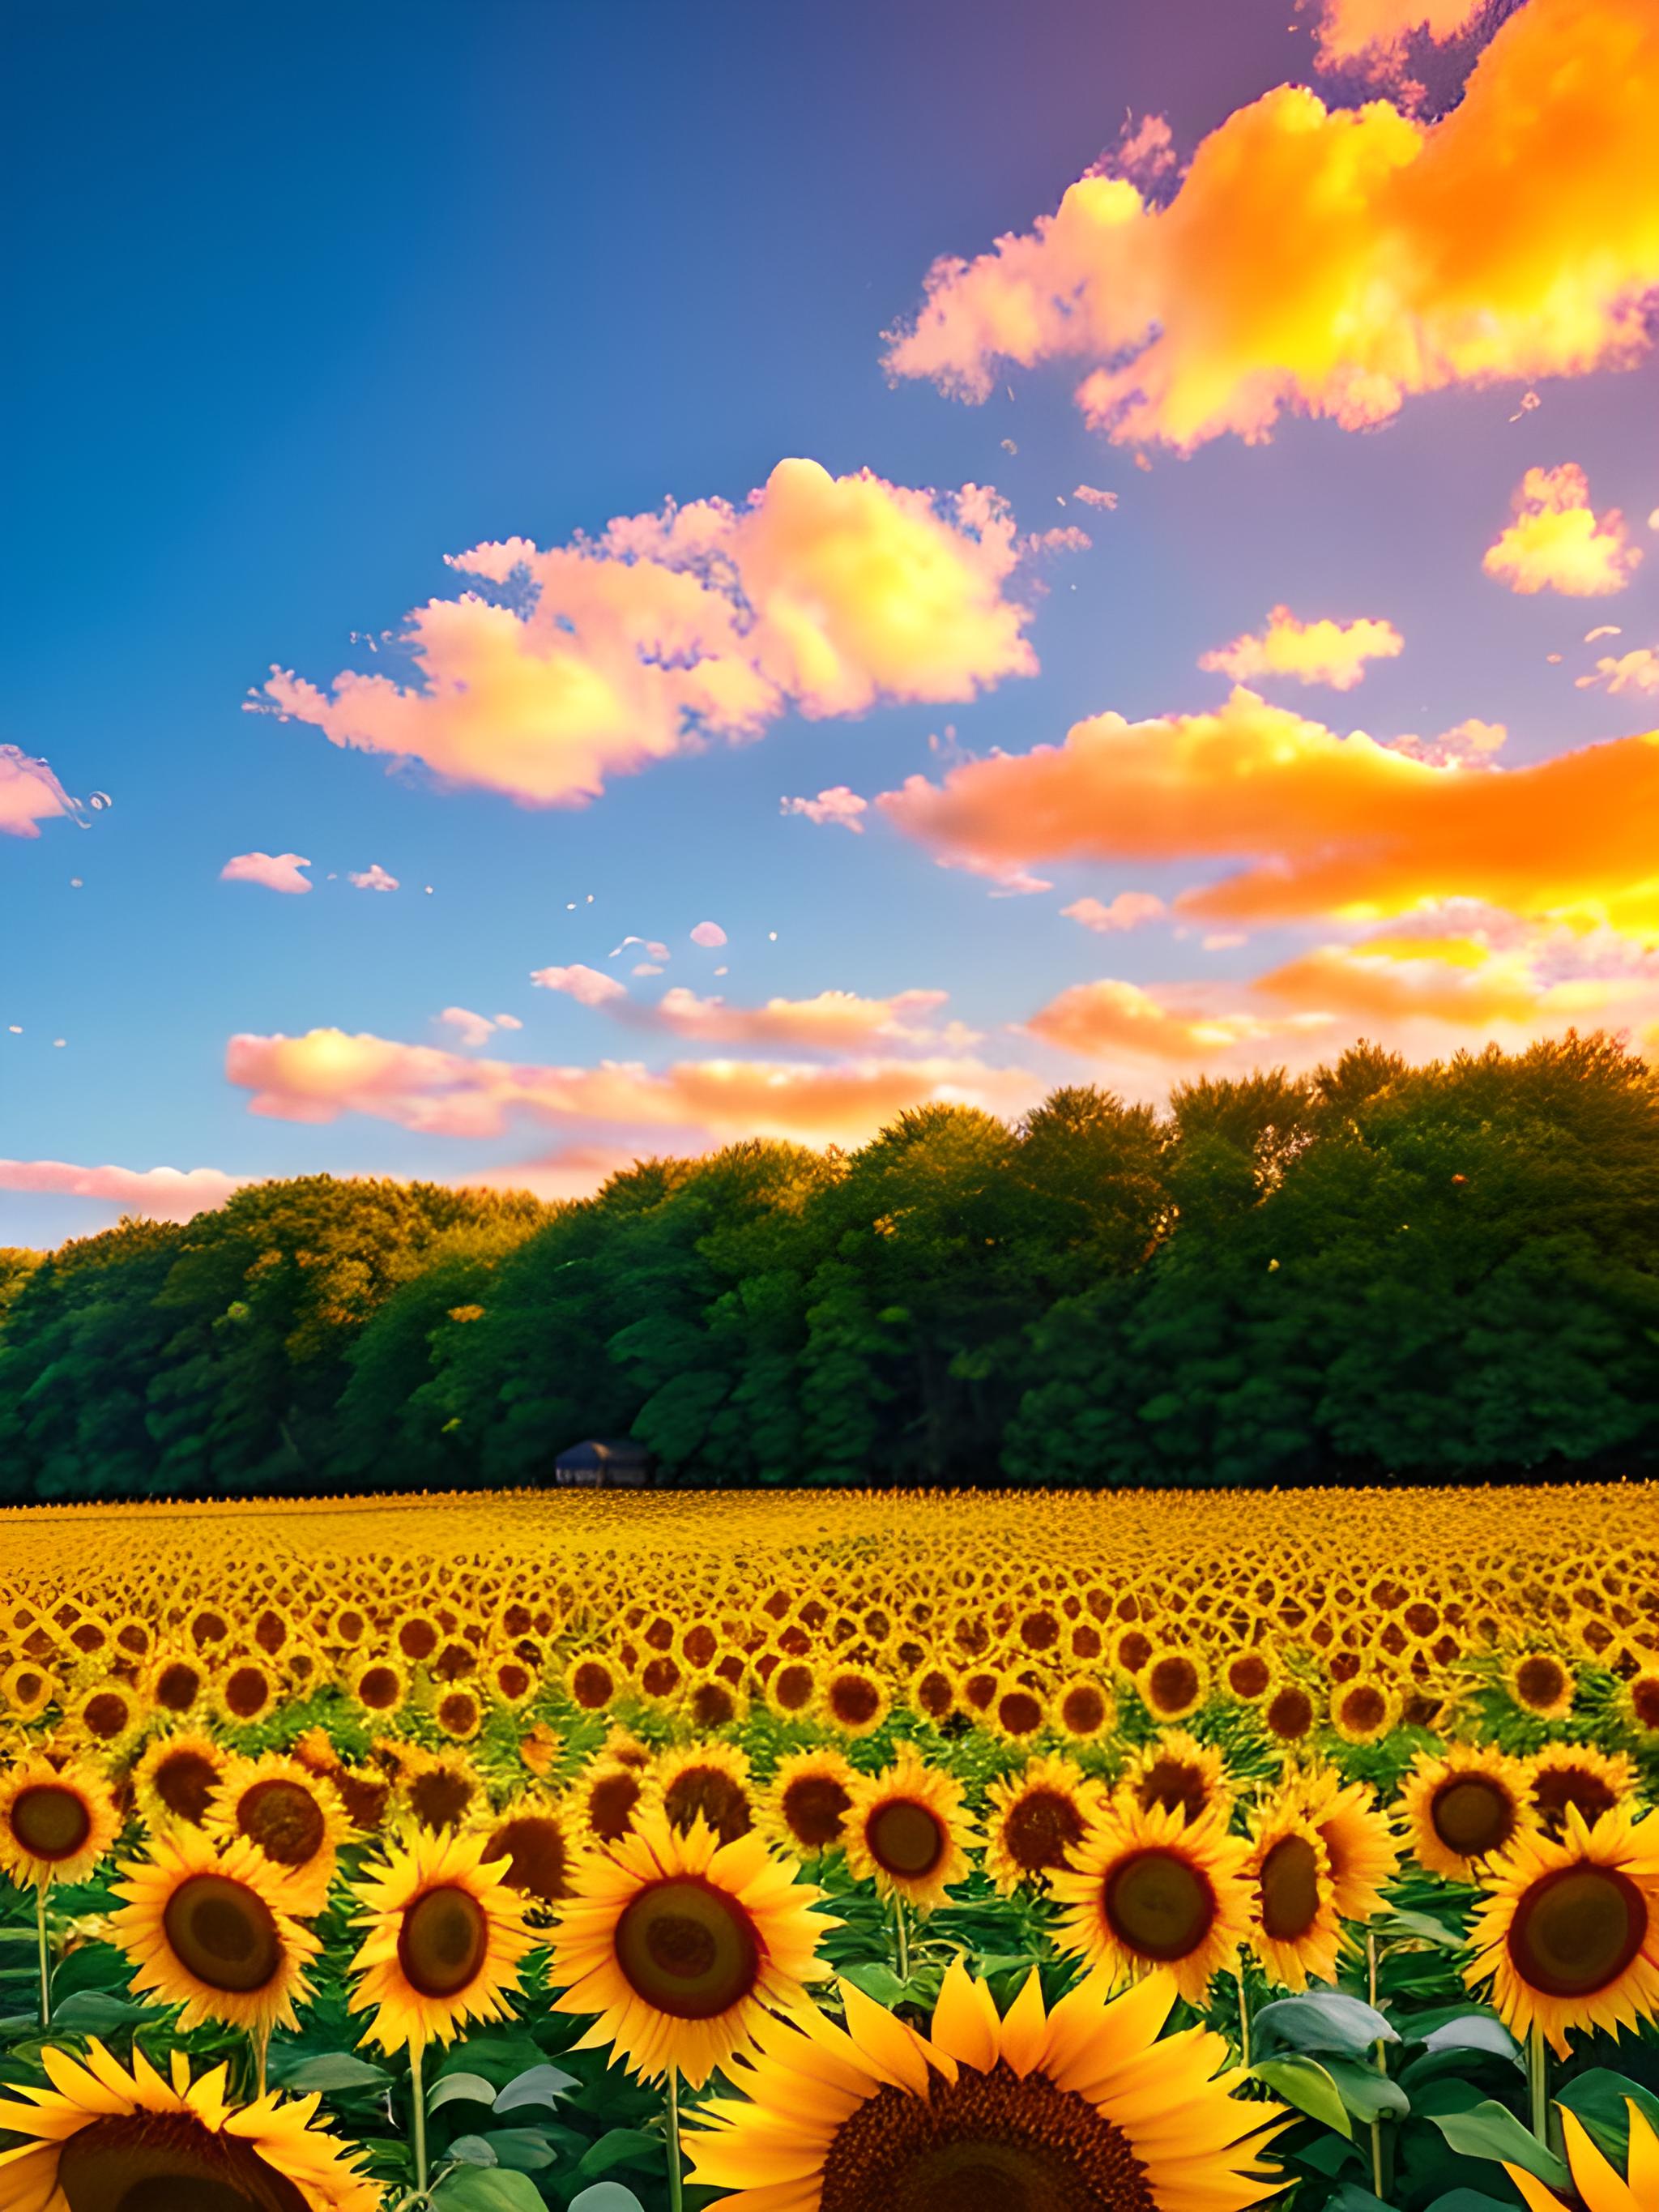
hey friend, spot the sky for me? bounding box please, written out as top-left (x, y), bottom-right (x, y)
top-left (2, 0), bottom-right (1657, 1247)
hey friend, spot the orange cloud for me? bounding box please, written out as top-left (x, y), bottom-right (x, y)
top-left (885, 0), bottom-right (1659, 450)
top-left (220, 851), bottom-right (313, 895)
top-left (879, 685), bottom-right (1659, 939)
top-left (533, 968), bottom-right (959, 1052)
top-left (1577, 647), bottom-right (1659, 698)
top-left (1, 746), bottom-right (71, 839)
top-left (1313, 0), bottom-right (1486, 75)
top-left (224, 1029), bottom-right (1040, 1147)
top-left (258, 459), bottom-right (1037, 809)
top-left (1199, 605), bottom-right (1403, 690)
top-left (1482, 463), bottom-right (1642, 596)
top-left (1025, 980), bottom-right (1304, 1062)
top-left (0, 1159), bottom-right (244, 1220)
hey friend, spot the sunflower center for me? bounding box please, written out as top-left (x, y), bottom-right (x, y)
top-left (819, 2062), bottom-right (1156, 2212)
top-left (783, 1773), bottom-right (851, 1851)
top-left (1432, 1776), bottom-right (1514, 1857)
top-left (1003, 1788), bottom-right (1086, 1875)
top-left (996, 1691), bottom-right (1044, 1739)
top-left (1103, 1847), bottom-right (1216, 1962)
top-left (1265, 1686), bottom-right (1314, 1740)
top-left (1229, 1654), bottom-right (1270, 1699)
top-left (58, 2112), bottom-right (309, 2212)
top-left (773, 1663), bottom-right (815, 1711)
top-left (664, 1766), bottom-right (753, 1846)
top-left (587, 1771), bottom-right (641, 1841)
top-left (356, 1666), bottom-right (401, 1710)
top-left (237, 1780), bottom-right (326, 1868)
top-left (1340, 1687), bottom-right (1387, 1733)
top-left (154, 1751), bottom-right (221, 1826)
top-left (614, 1876), bottom-right (761, 2019)
top-left (162, 1874), bottom-right (282, 1993)
top-left (484, 1815), bottom-right (572, 1902)
top-left (10, 1783), bottom-right (92, 1861)
top-left (1258, 1834), bottom-right (1321, 1942)
top-left (569, 1659), bottom-right (613, 1709)
top-left (1060, 1685), bottom-right (1106, 1735)
top-left (82, 1693), bottom-right (130, 1740)
top-left (867, 1800), bottom-right (945, 1879)
top-left (689, 1681), bottom-right (736, 1728)
top-left (1634, 1679), bottom-right (1659, 1731)
top-left (1134, 1759), bottom-right (1208, 1823)
top-left (831, 1676), bottom-right (883, 1727)
top-left (1515, 1658), bottom-right (1567, 1710)
top-left (224, 1668), bottom-right (270, 1720)
top-left (408, 1770), bottom-right (475, 1830)
top-left (156, 1663), bottom-right (202, 1711)
top-left (1145, 1657), bottom-right (1199, 1714)
top-left (1508, 1864), bottom-right (1647, 1997)
top-left (397, 1883), bottom-right (490, 1999)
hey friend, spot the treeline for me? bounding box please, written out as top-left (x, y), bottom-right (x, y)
top-left (4, 1031), bottom-right (1659, 1498)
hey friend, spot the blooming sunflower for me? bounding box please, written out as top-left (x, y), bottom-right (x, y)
top-left (983, 1755), bottom-right (1102, 1896)
top-left (347, 1654), bottom-right (408, 1719)
top-left (481, 1792), bottom-right (583, 1907)
top-left (0, 1660), bottom-right (57, 1725)
top-left (0, 2038), bottom-right (379, 2212)
top-left (1330, 1675), bottom-right (1399, 1747)
top-left (764, 1658), bottom-right (819, 1722)
top-left (1222, 1647), bottom-right (1275, 1705)
top-left (1503, 2099), bottom-right (1659, 2212)
top-left (143, 1649), bottom-right (208, 1722)
top-left (989, 1680), bottom-right (1051, 1744)
top-left (133, 1729), bottom-right (230, 1831)
top-left (1261, 1679), bottom-right (1320, 1749)
top-left (1618, 1668), bottom-right (1659, 1742)
top-left (431, 1684), bottom-right (484, 1742)
top-left (66, 1680), bottom-right (139, 1751)
top-left (1244, 1797), bottom-right (1341, 1993)
top-left (110, 1829), bottom-right (318, 2035)
top-left (1465, 1805), bottom-right (1659, 2057)
top-left (842, 1748), bottom-right (976, 1912)
top-left (1528, 1742), bottom-right (1636, 1841)
top-left (1289, 1767), bottom-right (1401, 1924)
top-left (0, 1753), bottom-right (120, 1889)
top-left (1138, 1646), bottom-right (1209, 1725)
top-left (646, 1741), bottom-right (757, 1847)
top-left (348, 1824), bottom-right (535, 2054)
top-left (400, 1749), bottom-right (483, 1833)
top-left (1400, 1743), bottom-right (1536, 1881)
top-left (565, 1652), bottom-right (620, 1715)
top-left (575, 1756), bottom-right (647, 1847)
top-left (204, 1752), bottom-right (352, 1915)
top-left (760, 1749), bottom-right (856, 1861)
top-left (1120, 1730), bottom-right (1234, 1827)
top-left (906, 1661), bottom-right (957, 1727)
top-left (549, 1811), bottom-right (834, 2087)
top-left (683, 1959), bottom-right (1284, 2212)
top-left (684, 1671), bottom-right (748, 1731)
top-left (1506, 1650), bottom-right (1577, 1723)
top-left (1051, 1800), bottom-right (1252, 2007)
top-left (215, 1656), bottom-right (279, 1729)
top-left (821, 1664), bottom-right (890, 1738)
top-left (1051, 1674), bottom-right (1115, 1744)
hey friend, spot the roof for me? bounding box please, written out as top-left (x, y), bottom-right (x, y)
top-left (553, 1437), bottom-right (653, 1470)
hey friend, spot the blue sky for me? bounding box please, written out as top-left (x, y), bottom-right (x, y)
top-left (4, 0), bottom-right (1657, 1245)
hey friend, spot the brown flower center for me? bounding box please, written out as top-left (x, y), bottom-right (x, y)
top-left (819, 2061), bottom-right (1155, 2212)
top-left (58, 2112), bottom-right (309, 2212)
top-left (569, 1659), bottom-right (615, 1710)
top-left (1531, 1766), bottom-right (1618, 1839)
top-left (237, 1780), bottom-right (326, 1869)
top-left (398, 1619), bottom-right (438, 1661)
top-left (1103, 1847), bottom-right (1216, 1962)
top-left (615, 1876), bottom-right (760, 2020)
top-left (397, 1882), bottom-right (489, 2000)
top-left (1431, 1775), bottom-right (1514, 1858)
top-left (773, 1662), bottom-right (816, 1711)
top-left (1258, 1834), bottom-right (1321, 1942)
top-left (1339, 1686), bottom-right (1388, 1735)
top-left (223, 1668), bottom-right (271, 1721)
top-left (1265, 1685), bottom-right (1314, 1740)
top-left (356, 1666), bottom-right (402, 1710)
top-left (1228, 1653), bottom-right (1270, 1700)
top-left (155, 1663), bottom-right (202, 1712)
top-left (1515, 1657), bottom-right (1567, 1711)
top-left (830, 1675), bottom-right (883, 1728)
top-left (162, 1874), bottom-right (281, 1994)
top-left (1059, 1684), bottom-right (1107, 1736)
top-left (996, 1691), bottom-right (1044, 1740)
top-left (484, 1815), bottom-right (572, 1903)
top-left (663, 1766), bottom-right (753, 1847)
top-left (437, 1692), bottom-right (480, 1736)
top-left (640, 1656), bottom-right (680, 1701)
top-left (154, 1750), bottom-right (222, 1826)
top-left (689, 1680), bottom-right (738, 1729)
top-left (1508, 1864), bottom-right (1647, 1997)
top-left (867, 1800), bottom-right (946, 1880)
top-left (782, 1773), bottom-right (851, 1851)
top-left (81, 1692), bottom-right (130, 1741)
top-left (10, 1783), bottom-right (92, 1862)
top-left (407, 1769), bottom-right (475, 1830)
top-left (682, 1624), bottom-right (718, 1669)
top-left (1633, 1677), bottom-right (1659, 1731)
top-left (586, 1770), bottom-right (642, 1842)
top-left (1002, 1788), bottom-right (1086, 1875)
top-left (1145, 1656), bottom-right (1199, 1715)
top-left (1133, 1758), bottom-right (1209, 1825)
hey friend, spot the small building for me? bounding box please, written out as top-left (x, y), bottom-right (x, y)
top-left (553, 1437), bottom-right (655, 1488)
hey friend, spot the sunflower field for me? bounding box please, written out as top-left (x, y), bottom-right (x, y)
top-left (1, 1485), bottom-right (1657, 2212)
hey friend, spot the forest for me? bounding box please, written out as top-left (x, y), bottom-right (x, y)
top-left (4, 1029), bottom-right (1658, 1500)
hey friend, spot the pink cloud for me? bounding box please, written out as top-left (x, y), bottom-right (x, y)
top-left (690, 920), bottom-right (727, 947)
top-left (220, 851), bottom-right (313, 895)
top-left (1313, 0), bottom-right (1487, 75)
top-left (1198, 605), bottom-right (1404, 690)
top-left (1386, 717), bottom-right (1507, 767)
top-left (436, 1007), bottom-right (504, 1048)
top-left (454, 1147), bottom-right (644, 1205)
top-left (1060, 891), bottom-right (1167, 933)
top-left (531, 970), bottom-right (962, 1052)
top-left (349, 863), bottom-right (399, 891)
top-left (1482, 463), bottom-right (1642, 596)
top-left (0, 1159), bottom-right (245, 1221)
top-left (781, 787), bottom-right (868, 832)
top-left (257, 459), bottom-right (1039, 811)
top-left (1071, 485), bottom-right (1119, 510)
top-left (0, 747), bottom-right (72, 839)
top-left (530, 963), bottom-right (630, 1007)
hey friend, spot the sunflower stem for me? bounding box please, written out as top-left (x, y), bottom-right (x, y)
top-left (35, 1881), bottom-right (51, 2031)
top-left (250, 2022), bottom-right (270, 2101)
top-left (667, 2065), bottom-right (685, 2212)
top-left (409, 2039), bottom-right (429, 2197)
top-left (1235, 1969), bottom-right (1251, 2067)
top-left (893, 1891), bottom-right (911, 1984)
top-left (1366, 1930), bottom-right (1389, 2200)
top-left (1529, 2021), bottom-right (1549, 2146)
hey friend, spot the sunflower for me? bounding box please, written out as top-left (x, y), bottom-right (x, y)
top-left (989, 1680), bottom-right (1050, 1744)
top-left (400, 1749), bottom-right (483, 1833)
top-left (549, 1811), bottom-right (834, 2087)
top-left (842, 1748), bottom-right (975, 1912)
top-left (759, 1749), bottom-right (856, 1860)
top-left (1261, 1678), bottom-right (1320, 1748)
top-left (821, 1664), bottom-right (890, 1738)
top-left (1503, 2099), bottom-right (1659, 2212)
top-left (1222, 1647), bottom-right (1275, 1705)
top-left (215, 1656), bottom-right (279, 1728)
top-left (348, 1823), bottom-right (535, 2054)
top-left (1244, 1797), bottom-right (1341, 1992)
top-left (110, 1829), bottom-right (318, 2035)
top-left (143, 1649), bottom-right (208, 1722)
top-left (0, 2038), bottom-right (379, 2212)
top-left (204, 1753), bottom-right (352, 1915)
top-left (1400, 1743), bottom-right (1536, 1881)
top-left (482, 1792), bottom-right (583, 1907)
top-left (684, 1671), bottom-right (747, 1732)
top-left (0, 1754), bottom-right (120, 1889)
top-left (347, 1654), bottom-right (408, 1719)
top-left (1120, 1730), bottom-right (1234, 1827)
top-left (565, 1652), bottom-right (620, 1715)
top-left (983, 1755), bottom-right (1102, 1895)
top-left (1289, 1767), bottom-right (1401, 1924)
top-left (1506, 1650), bottom-right (1577, 1723)
top-left (0, 1660), bottom-right (56, 1724)
top-left (1617, 1668), bottom-right (1659, 1742)
top-left (1138, 1646), bottom-right (1209, 1724)
top-left (133, 1729), bottom-right (230, 1832)
top-left (1528, 1742), bottom-right (1637, 1841)
top-left (763, 1658), bottom-right (819, 1722)
top-left (575, 1757), bottom-right (647, 1847)
top-left (646, 1742), bottom-right (757, 1847)
top-left (1330, 1674), bottom-right (1400, 1747)
top-left (906, 1661), bottom-right (957, 1727)
top-left (1465, 1806), bottom-right (1659, 2056)
top-left (1051, 1674), bottom-right (1115, 1744)
top-left (432, 1684), bottom-right (484, 1742)
top-left (683, 1959), bottom-right (1284, 2212)
top-left (1051, 1800), bottom-right (1252, 2006)
top-left (394, 1611), bottom-right (441, 1668)
top-left (601, 1723), bottom-right (654, 1770)
top-left (65, 1680), bottom-right (138, 1750)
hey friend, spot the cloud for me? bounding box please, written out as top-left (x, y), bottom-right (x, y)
top-left (1061, 891), bottom-right (1167, 933)
top-left (884, 0), bottom-right (1659, 450)
top-left (1482, 463), bottom-right (1642, 596)
top-left (1199, 606), bottom-right (1404, 690)
top-left (436, 1007), bottom-right (509, 1048)
top-left (1577, 647), bottom-right (1659, 698)
top-left (1, 747), bottom-right (73, 839)
top-left (689, 920), bottom-right (728, 948)
top-left (782, 786), bottom-right (868, 832)
top-left (257, 459), bottom-right (1039, 810)
top-left (1387, 716), bottom-right (1506, 767)
top-left (878, 684), bottom-right (1659, 940)
top-left (349, 863), bottom-right (399, 891)
top-left (224, 1029), bottom-right (1042, 1147)
top-left (0, 1159), bottom-right (244, 1221)
top-left (1585, 626), bottom-right (1623, 644)
top-left (530, 964), bottom-right (630, 1008)
top-left (454, 1147), bottom-right (643, 1204)
top-left (220, 851), bottom-right (313, 895)
top-left (531, 968), bottom-right (961, 1052)
top-left (1026, 980), bottom-right (1302, 1061)
top-left (1102, 113), bottom-right (1179, 191)
top-left (1312, 0), bottom-right (1487, 75)
top-left (1071, 485), bottom-right (1119, 510)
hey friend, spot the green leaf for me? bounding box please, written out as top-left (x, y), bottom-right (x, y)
top-left (1427, 2101), bottom-right (1571, 2189)
top-left (1417, 2016), bottom-right (1522, 2067)
top-left (48, 1991), bottom-right (151, 2031)
top-left (429, 2072), bottom-right (498, 2114)
top-left (1324, 2057), bottom-right (1410, 2124)
top-left (1251, 2054), bottom-right (1352, 2138)
top-left (1324, 2189), bottom-right (1399, 2211)
top-left (578, 2127), bottom-right (662, 2177)
top-left (839, 1961), bottom-right (907, 2005)
top-left (493, 2061), bottom-right (578, 2114)
top-left (267, 2051), bottom-right (390, 2095)
top-left (446, 2136), bottom-right (498, 2167)
top-left (431, 2171), bottom-right (547, 2212)
top-left (567, 2188), bottom-right (648, 2212)
top-left (478, 2129), bottom-right (558, 2172)
top-left (1422, 2194), bottom-right (1521, 2211)
top-left (1252, 1991), bottom-right (1398, 2059)
top-left (1376, 1907), bottom-right (1466, 1949)
top-left (1556, 2068), bottom-right (1659, 2169)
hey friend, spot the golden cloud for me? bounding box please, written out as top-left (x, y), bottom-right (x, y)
top-left (1198, 604), bottom-right (1404, 690)
top-left (1577, 646), bottom-right (1659, 698)
top-left (885, 0), bottom-right (1659, 450)
top-left (1482, 463), bottom-right (1643, 596)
